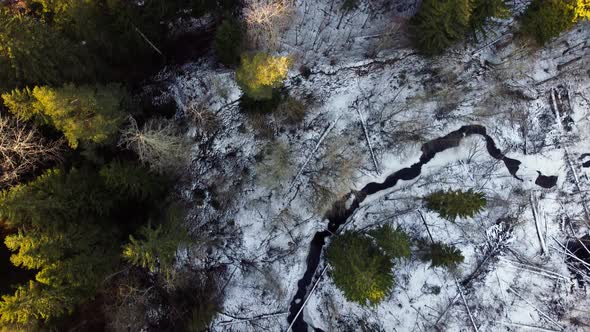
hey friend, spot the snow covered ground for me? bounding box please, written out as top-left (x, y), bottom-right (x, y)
top-left (153, 0), bottom-right (590, 330)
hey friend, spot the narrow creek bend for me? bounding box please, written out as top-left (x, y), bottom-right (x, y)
top-left (286, 124), bottom-right (558, 331)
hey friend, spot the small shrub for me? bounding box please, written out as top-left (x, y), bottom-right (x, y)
top-left (369, 225), bottom-right (411, 259)
top-left (341, 0), bottom-right (359, 12)
top-left (256, 141), bottom-right (294, 188)
top-left (276, 96), bottom-right (307, 125)
top-left (424, 189), bottom-right (486, 222)
top-left (419, 241), bottom-right (464, 268)
top-left (236, 52), bottom-right (291, 101)
top-left (214, 18), bottom-right (244, 66)
top-left (327, 231), bottom-right (393, 305)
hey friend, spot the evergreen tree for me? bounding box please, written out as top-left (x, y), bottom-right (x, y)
top-left (369, 225), bottom-right (411, 259)
top-left (236, 53), bottom-right (291, 101)
top-left (470, 0), bottom-right (509, 33)
top-left (0, 169), bottom-right (115, 228)
top-left (2, 84), bottom-right (127, 148)
top-left (520, 0), bottom-right (584, 45)
top-left (122, 206), bottom-right (190, 276)
top-left (424, 189), bottom-right (486, 222)
top-left (0, 9), bottom-right (94, 90)
top-left (99, 160), bottom-right (168, 201)
top-left (419, 241), bottom-right (464, 268)
top-left (326, 231), bottom-right (393, 305)
top-left (215, 18), bottom-right (244, 67)
top-left (410, 0), bottom-right (473, 55)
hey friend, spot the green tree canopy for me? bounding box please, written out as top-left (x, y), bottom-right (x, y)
top-left (0, 9), bottom-right (94, 90)
top-left (411, 0), bottom-right (509, 55)
top-left (424, 189), bottom-right (486, 222)
top-left (2, 84), bottom-right (127, 148)
top-left (520, 0), bottom-right (586, 45)
top-left (122, 206), bottom-right (190, 277)
top-left (369, 225), bottom-right (411, 259)
top-left (326, 231), bottom-right (393, 305)
top-left (419, 241), bottom-right (464, 268)
top-left (0, 163), bottom-right (169, 326)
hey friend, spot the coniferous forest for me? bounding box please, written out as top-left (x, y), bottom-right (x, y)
top-left (0, 0), bottom-right (589, 331)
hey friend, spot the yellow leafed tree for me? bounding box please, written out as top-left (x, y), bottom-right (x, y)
top-left (236, 53), bottom-right (291, 101)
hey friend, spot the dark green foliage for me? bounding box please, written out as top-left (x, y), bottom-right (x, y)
top-left (0, 9), bottom-right (95, 90)
top-left (0, 163), bottom-right (171, 325)
top-left (419, 241), bottom-right (464, 268)
top-left (369, 225), bottom-right (411, 259)
top-left (520, 0), bottom-right (576, 45)
top-left (214, 18), bottom-right (244, 66)
top-left (122, 205), bottom-right (190, 276)
top-left (411, 0), bottom-right (472, 55)
top-left (411, 0), bottom-right (509, 55)
top-left (0, 169), bottom-right (115, 228)
top-left (100, 161), bottom-right (168, 201)
top-left (470, 0), bottom-right (509, 33)
top-left (424, 189), bottom-right (486, 221)
top-left (327, 232), bottom-right (393, 305)
top-left (341, 0), bottom-right (359, 12)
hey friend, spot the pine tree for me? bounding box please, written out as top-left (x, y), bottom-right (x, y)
top-left (410, 0), bottom-right (473, 55)
top-left (0, 9), bottom-right (94, 90)
top-left (369, 225), bottom-right (411, 259)
top-left (2, 84), bottom-right (127, 148)
top-left (236, 53), bottom-right (291, 101)
top-left (326, 231), bottom-right (394, 305)
top-left (419, 241), bottom-right (464, 268)
top-left (424, 189), bottom-right (486, 222)
top-left (214, 18), bottom-right (244, 67)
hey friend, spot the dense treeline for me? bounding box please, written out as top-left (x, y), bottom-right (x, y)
top-left (0, 0), bottom-right (231, 330)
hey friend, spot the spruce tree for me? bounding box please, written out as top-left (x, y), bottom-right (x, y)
top-left (0, 169), bottom-right (115, 228)
top-left (520, 0), bottom-right (581, 45)
top-left (424, 189), bottom-right (486, 222)
top-left (236, 53), bottom-right (291, 101)
top-left (470, 0), bottom-right (509, 33)
top-left (419, 241), bottom-right (464, 268)
top-left (99, 160), bottom-right (168, 201)
top-left (122, 206), bottom-right (190, 277)
top-left (410, 0), bottom-right (473, 55)
top-left (2, 84), bottom-right (127, 148)
top-left (369, 225), bottom-right (411, 259)
top-left (326, 231), bottom-right (394, 305)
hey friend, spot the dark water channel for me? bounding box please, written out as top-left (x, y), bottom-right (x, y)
top-left (286, 125), bottom-right (558, 331)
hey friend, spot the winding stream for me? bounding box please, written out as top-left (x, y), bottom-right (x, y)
top-left (286, 124), bottom-right (558, 331)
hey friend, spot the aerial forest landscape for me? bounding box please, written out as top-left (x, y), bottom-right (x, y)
top-left (0, 0), bottom-right (589, 331)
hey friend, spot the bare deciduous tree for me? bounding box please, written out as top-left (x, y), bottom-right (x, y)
top-left (244, 0), bottom-right (294, 50)
top-left (0, 116), bottom-right (64, 187)
top-left (118, 117), bottom-right (190, 174)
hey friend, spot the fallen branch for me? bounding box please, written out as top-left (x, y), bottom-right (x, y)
top-left (355, 106), bottom-right (380, 174)
top-left (506, 286), bottom-right (564, 330)
top-left (530, 192), bottom-right (548, 255)
top-left (454, 278), bottom-right (478, 332)
top-left (286, 116), bottom-right (341, 195)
